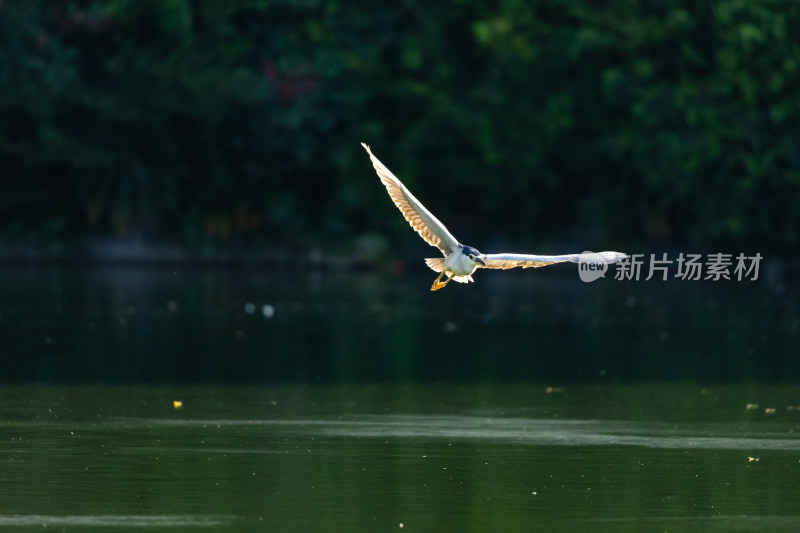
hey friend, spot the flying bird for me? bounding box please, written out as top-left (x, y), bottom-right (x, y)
top-left (362, 143), bottom-right (627, 290)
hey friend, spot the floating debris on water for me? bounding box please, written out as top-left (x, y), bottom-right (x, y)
top-left (745, 403), bottom-right (759, 410)
top-left (173, 401), bottom-right (183, 409)
top-left (748, 456), bottom-right (759, 462)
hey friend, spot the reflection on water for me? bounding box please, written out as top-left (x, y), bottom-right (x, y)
top-left (0, 266), bottom-right (798, 531)
top-left (0, 265), bottom-right (796, 383)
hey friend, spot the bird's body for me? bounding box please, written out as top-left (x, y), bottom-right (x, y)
top-left (442, 246), bottom-right (481, 278)
top-left (361, 143), bottom-right (627, 290)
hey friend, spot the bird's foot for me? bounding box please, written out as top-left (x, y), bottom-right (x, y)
top-left (431, 275), bottom-right (453, 291)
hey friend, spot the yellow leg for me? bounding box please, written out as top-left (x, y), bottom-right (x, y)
top-left (431, 272), bottom-right (452, 291)
top-left (430, 270), bottom-right (445, 290)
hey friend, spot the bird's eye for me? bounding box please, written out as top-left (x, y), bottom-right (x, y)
top-left (468, 254), bottom-right (475, 260)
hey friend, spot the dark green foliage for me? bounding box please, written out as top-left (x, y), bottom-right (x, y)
top-left (1, 1), bottom-right (798, 255)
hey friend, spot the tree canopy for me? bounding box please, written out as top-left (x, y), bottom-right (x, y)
top-left (1, 1), bottom-right (798, 258)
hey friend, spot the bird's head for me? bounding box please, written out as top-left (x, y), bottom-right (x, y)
top-left (462, 246), bottom-right (486, 267)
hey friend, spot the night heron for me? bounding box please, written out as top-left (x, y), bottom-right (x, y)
top-left (362, 143), bottom-right (627, 291)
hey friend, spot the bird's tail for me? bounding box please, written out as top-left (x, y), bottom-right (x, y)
top-left (424, 258), bottom-right (445, 272)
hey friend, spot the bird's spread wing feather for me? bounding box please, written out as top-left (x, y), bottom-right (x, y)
top-left (362, 143), bottom-right (459, 255)
top-left (480, 251), bottom-right (627, 270)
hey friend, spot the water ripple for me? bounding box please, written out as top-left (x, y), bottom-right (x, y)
top-left (0, 514), bottom-right (234, 528)
top-left (124, 415), bottom-right (800, 451)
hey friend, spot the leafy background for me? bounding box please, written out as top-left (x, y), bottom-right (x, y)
top-left (2, 1), bottom-right (798, 261)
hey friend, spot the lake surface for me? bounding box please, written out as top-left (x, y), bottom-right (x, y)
top-left (0, 265), bottom-right (798, 531)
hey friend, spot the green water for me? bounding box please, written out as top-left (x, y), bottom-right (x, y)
top-left (2, 384), bottom-right (800, 532)
top-left (0, 266), bottom-right (798, 531)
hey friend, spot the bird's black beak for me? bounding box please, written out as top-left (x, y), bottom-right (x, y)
top-left (476, 256), bottom-right (486, 266)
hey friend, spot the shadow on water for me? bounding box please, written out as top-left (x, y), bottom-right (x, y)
top-left (0, 265), bottom-right (798, 531)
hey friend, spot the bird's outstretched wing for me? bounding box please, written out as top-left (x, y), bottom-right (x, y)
top-left (480, 251), bottom-right (627, 270)
top-left (362, 143), bottom-right (460, 256)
